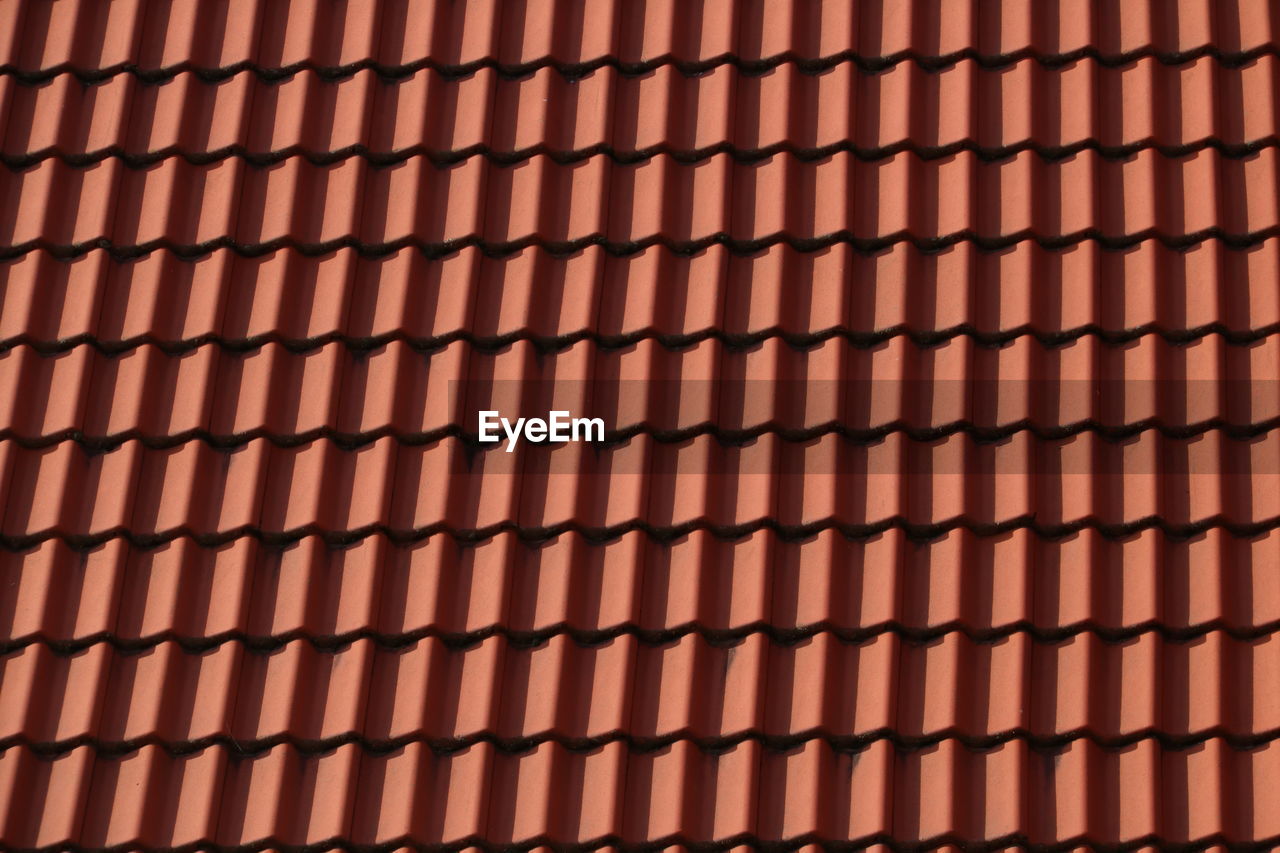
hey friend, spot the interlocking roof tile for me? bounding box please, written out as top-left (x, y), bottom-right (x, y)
top-left (9, 148), bottom-right (1280, 258)
top-left (8, 242), bottom-right (1280, 353)
top-left (6, 526), bottom-right (1280, 652)
top-left (6, 332), bottom-right (1280, 446)
top-left (4, 0), bottom-right (1280, 80)
top-left (8, 626), bottom-right (1280, 754)
top-left (4, 430), bottom-right (1280, 548)
top-left (7, 55), bottom-right (1280, 168)
top-left (5, 738), bottom-right (1280, 848)
top-left (4, 1), bottom-right (1280, 850)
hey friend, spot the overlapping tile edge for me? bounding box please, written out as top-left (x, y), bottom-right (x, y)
top-left (7, 55), bottom-right (1280, 169)
top-left (2, 0), bottom-right (1280, 82)
top-left (8, 242), bottom-right (1280, 352)
top-left (6, 0), bottom-right (1280, 849)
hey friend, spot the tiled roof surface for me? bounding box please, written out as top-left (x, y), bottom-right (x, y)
top-left (3, 0), bottom-right (1280, 849)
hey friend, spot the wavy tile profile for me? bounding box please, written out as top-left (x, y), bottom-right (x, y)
top-left (8, 625), bottom-right (1280, 757)
top-left (4, 526), bottom-right (1279, 650)
top-left (7, 149), bottom-right (1280, 260)
top-left (5, 55), bottom-right (1280, 168)
top-left (2, 430), bottom-right (1280, 548)
top-left (2, 0), bottom-right (1278, 82)
top-left (3, 0), bottom-right (1279, 850)
top-left (3, 739), bottom-right (1280, 850)
top-left (6, 242), bottom-right (1280, 352)
top-left (6, 331), bottom-right (1280, 448)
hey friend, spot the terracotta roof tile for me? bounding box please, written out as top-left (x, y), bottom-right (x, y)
top-left (7, 738), bottom-right (1280, 847)
top-left (10, 55), bottom-right (1280, 167)
top-left (10, 626), bottom-right (1280, 754)
top-left (8, 241), bottom-right (1280, 352)
top-left (8, 331), bottom-right (1280, 445)
top-left (10, 148), bottom-right (1280, 257)
top-left (4, 1), bottom-right (1280, 849)
top-left (3, 430), bottom-right (1280, 548)
top-left (5, 0), bottom-right (1280, 79)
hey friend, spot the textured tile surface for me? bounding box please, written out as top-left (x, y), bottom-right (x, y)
top-left (2, 1), bottom-right (1280, 850)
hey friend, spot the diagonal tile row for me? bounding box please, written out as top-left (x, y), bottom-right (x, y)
top-left (4, 431), bottom-right (1280, 545)
top-left (7, 527), bottom-right (1277, 651)
top-left (6, 54), bottom-right (1280, 166)
top-left (7, 242), bottom-right (1280, 351)
top-left (2, 738), bottom-right (1278, 849)
top-left (6, 627), bottom-right (1280, 751)
top-left (6, 333), bottom-right (1280, 445)
top-left (2, 0), bottom-right (1275, 80)
top-left (9, 149), bottom-right (1280, 255)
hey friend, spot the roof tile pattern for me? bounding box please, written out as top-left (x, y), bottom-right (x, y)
top-left (7, 55), bottom-right (1280, 167)
top-left (8, 147), bottom-right (1280, 257)
top-left (2, 0), bottom-right (1280, 850)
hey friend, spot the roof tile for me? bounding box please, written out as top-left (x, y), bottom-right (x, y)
top-left (5, 0), bottom-right (1280, 848)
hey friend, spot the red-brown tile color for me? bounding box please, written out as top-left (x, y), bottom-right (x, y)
top-left (2, 1), bottom-right (1279, 850)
